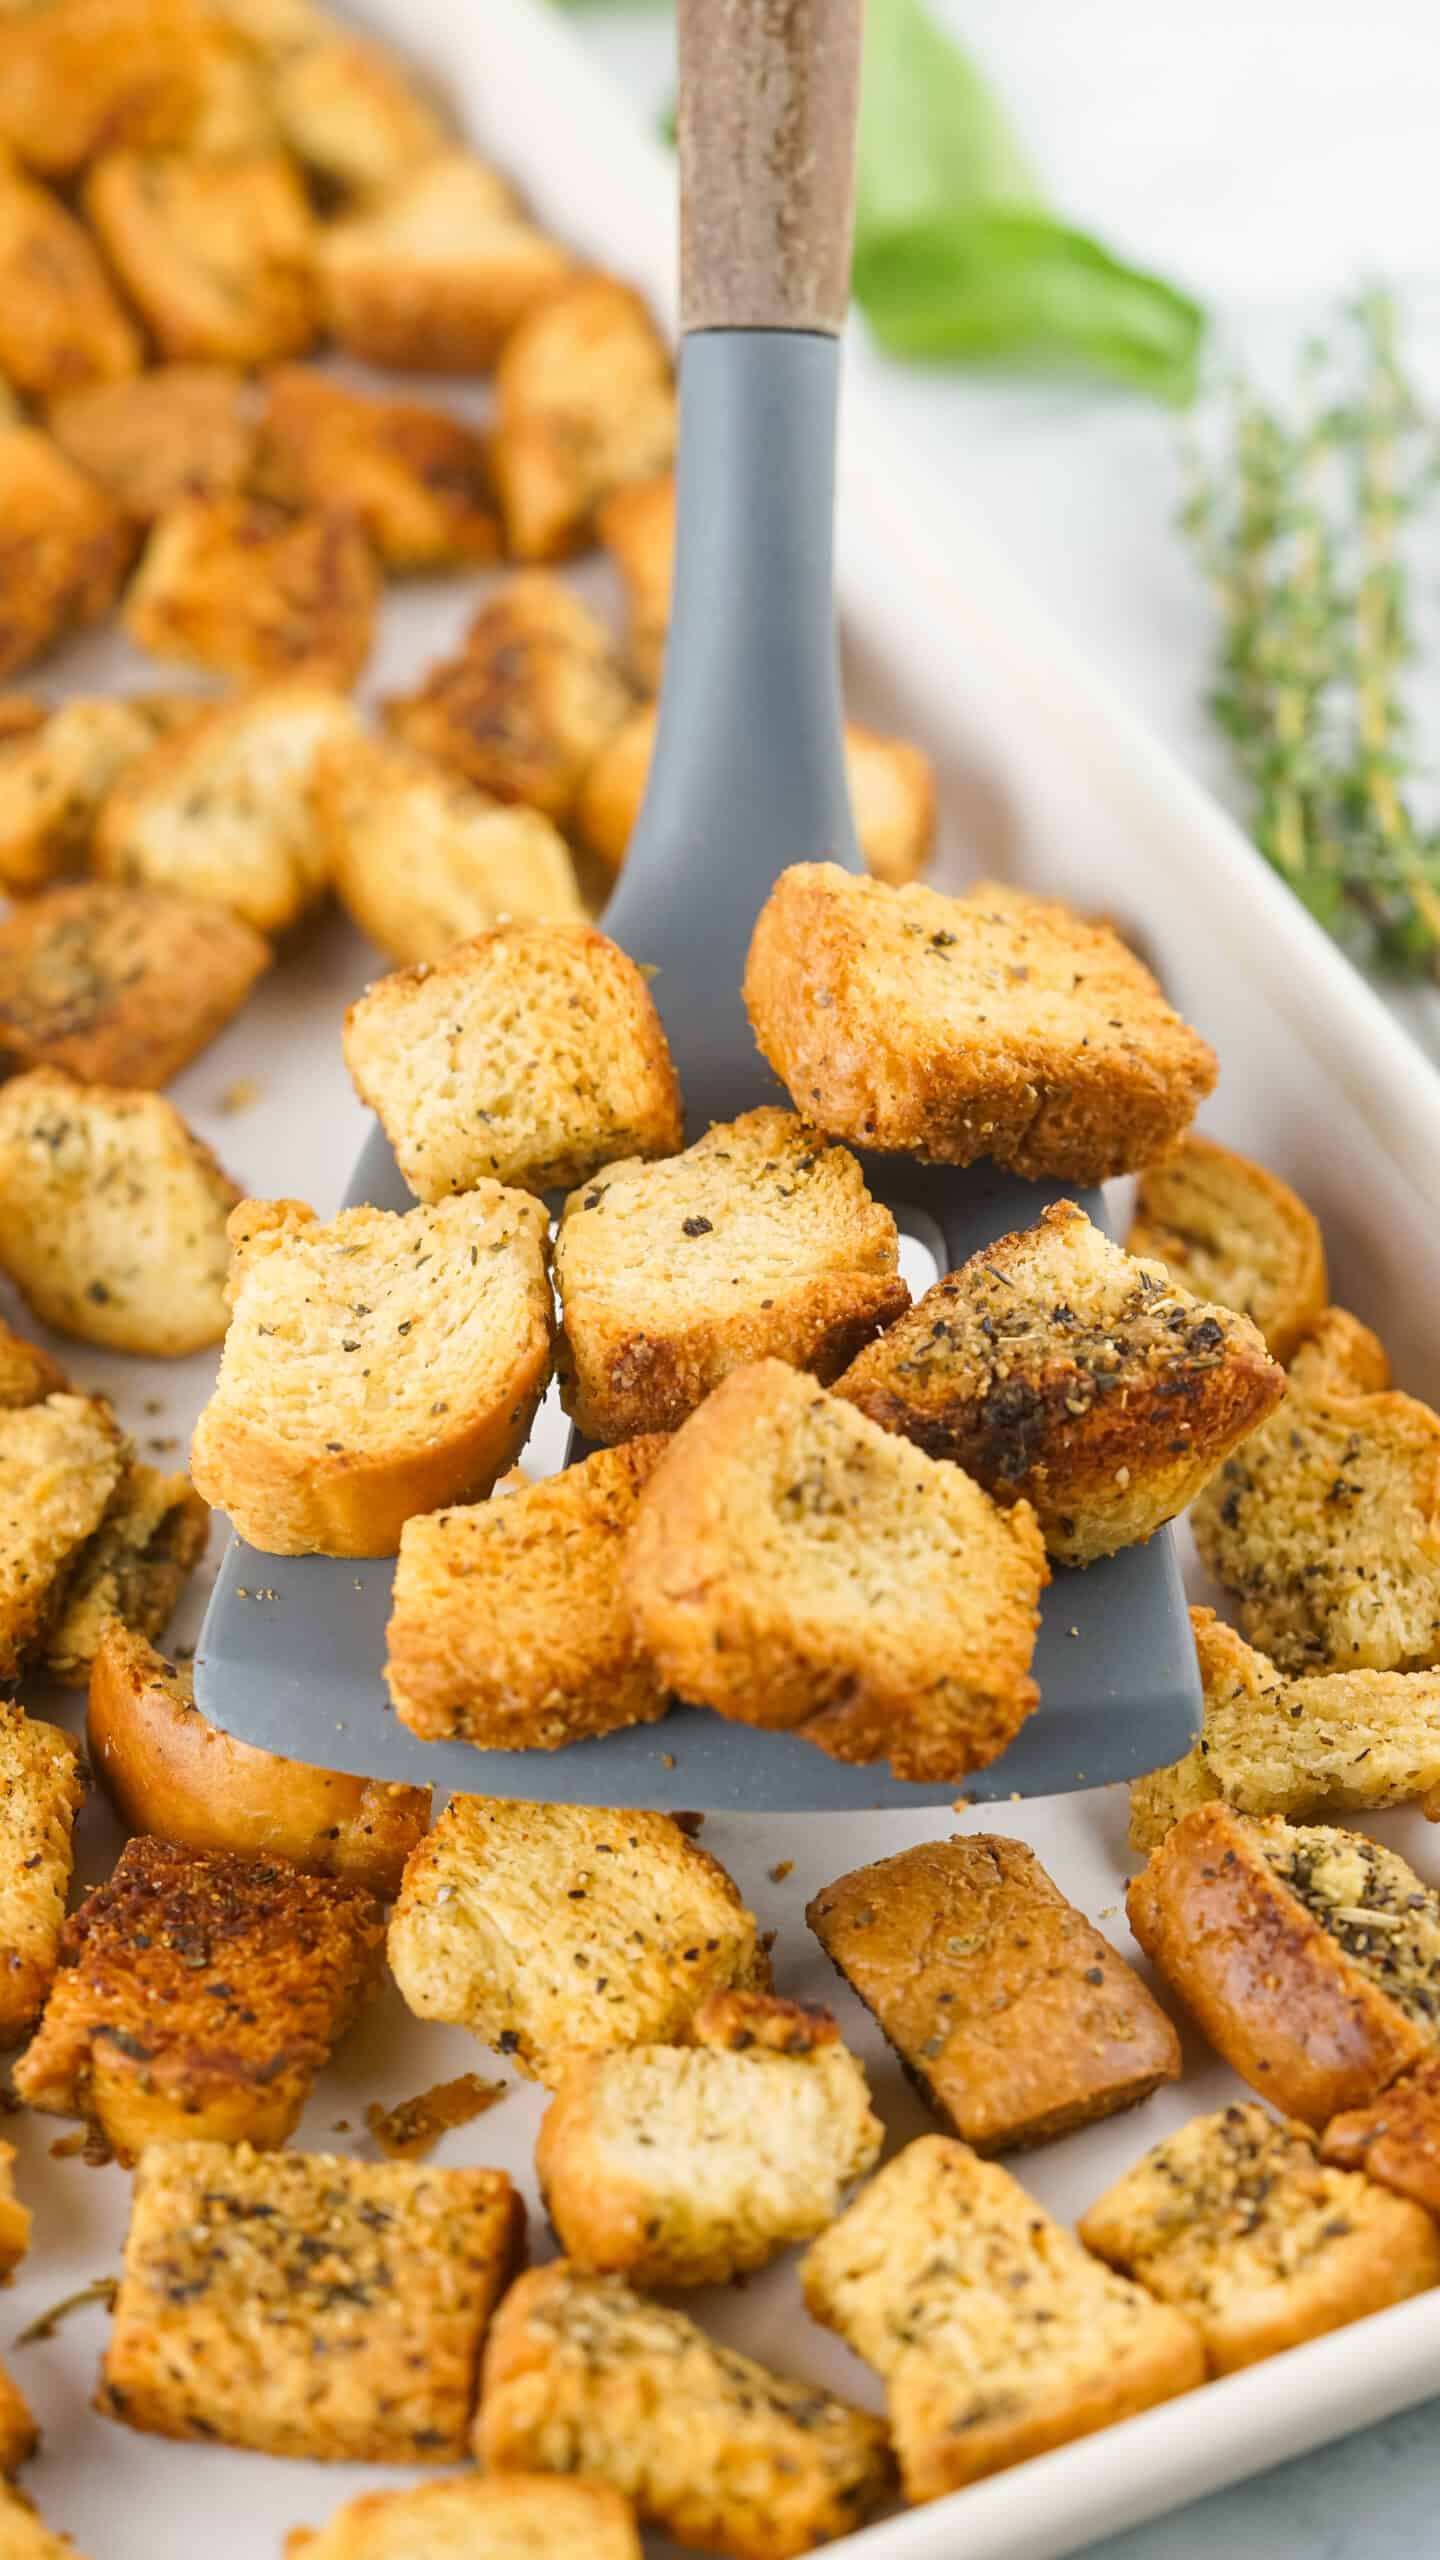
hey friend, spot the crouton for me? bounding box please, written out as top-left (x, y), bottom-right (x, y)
top-left (287, 2480), bottom-right (639, 2560)
top-left (14, 1836), bottom-right (383, 2153)
top-left (1290, 1305), bottom-right (1392, 1395)
top-left (99, 2138), bottom-right (524, 2458)
top-left (387, 1797), bottom-right (768, 2087)
top-left (85, 148), bottom-right (316, 364)
top-left (1322, 2053), bottom-right (1440, 2217)
top-left (204, 0), bottom-right (327, 60)
top-left (46, 366), bottom-right (257, 523)
top-left (0, 1071), bottom-right (239, 1353)
top-left (318, 153), bottom-right (574, 372)
top-left (344, 922), bottom-right (681, 1201)
top-left (316, 733), bottom-right (583, 966)
top-left (0, 428), bottom-right (137, 683)
top-left (1081, 2101), bottom-right (1440, 2373)
top-left (0, 162), bottom-right (140, 400)
top-left (0, 2483), bottom-right (90, 2555)
top-left (625, 1360), bottom-right (1048, 1782)
top-left (0, 1396), bottom-right (128, 1683)
top-left (88, 1622), bottom-right (429, 1898)
top-left (184, 17), bottom-right (279, 156)
top-left (94, 681), bottom-right (357, 933)
top-left (596, 472), bottom-right (673, 690)
top-left (0, 2363), bottom-right (35, 2474)
top-left (270, 32), bottom-right (448, 198)
top-left (44, 1461), bottom-right (207, 1685)
top-left (386, 1438), bottom-right (670, 1750)
top-left (553, 1107), bottom-right (906, 1442)
top-left (386, 576), bottom-right (632, 824)
top-left (0, 2146), bottom-right (29, 2281)
top-left (1128, 1134), bottom-right (1328, 1362)
top-left (477, 2262), bottom-right (893, 2559)
top-left (536, 1990), bottom-right (882, 2288)
top-left (123, 497), bottom-right (379, 690)
top-left (1130, 1608), bottom-right (1440, 1851)
top-left (803, 2135), bottom-right (1203, 2503)
top-left (744, 866), bottom-right (1218, 1180)
top-left (189, 1188), bottom-right (554, 1556)
top-left (1190, 1316), bottom-right (1440, 1671)
top-left (0, 1698), bottom-right (86, 2043)
top-left (1127, 1804), bottom-right (1440, 2123)
top-left (0, 1322), bottom-right (67, 1411)
top-left (490, 276), bottom-right (676, 562)
top-left (835, 1198), bottom-right (1284, 1565)
top-left (808, 1834), bottom-right (1180, 2154)
top-left (0, 0), bottom-right (206, 177)
top-left (0, 885), bottom-right (270, 1087)
top-left (254, 367), bottom-right (498, 573)
top-left (0, 699), bottom-right (195, 895)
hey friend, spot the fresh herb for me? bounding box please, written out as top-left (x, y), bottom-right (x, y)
top-left (16, 2275), bottom-right (119, 2345)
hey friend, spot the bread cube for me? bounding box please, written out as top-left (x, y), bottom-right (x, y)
top-left (836, 1197), bottom-right (1284, 1565)
top-left (387, 1797), bottom-right (767, 2086)
top-left (318, 153), bottom-right (573, 371)
top-left (285, 2476), bottom-right (641, 2560)
top-left (0, 1070), bottom-right (239, 1353)
top-left (254, 368), bottom-right (498, 573)
top-left (0, 2145), bottom-right (30, 2282)
top-left (1322, 2053), bottom-right (1440, 2218)
top-left (44, 1460), bottom-right (207, 1685)
top-left (270, 32), bottom-right (449, 199)
top-left (386, 1438), bottom-right (670, 1749)
top-left (1128, 1132), bottom-right (1328, 1362)
top-left (0, 2362), bottom-right (35, 2474)
top-left (0, 1321), bottom-right (67, 1411)
top-left (317, 732), bottom-right (582, 966)
top-left (0, 0), bottom-right (206, 177)
top-left (0, 2483), bottom-right (91, 2556)
top-left (14, 1836), bottom-right (383, 2152)
top-left (88, 1622), bottom-right (430, 1900)
top-left (189, 1188), bottom-right (554, 1556)
top-left (1081, 2101), bottom-right (1440, 2372)
top-left (85, 148), bottom-right (316, 363)
top-left (491, 276), bottom-right (675, 561)
top-left (386, 576), bottom-right (632, 824)
top-left (553, 1106), bottom-right (906, 1441)
top-left (477, 2263), bottom-right (893, 2560)
top-left (47, 366), bottom-right (257, 523)
top-left (0, 699), bottom-right (198, 895)
top-left (0, 884), bottom-right (270, 1087)
top-left (744, 865), bottom-right (1218, 1180)
top-left (94, 681), bottom-right (358, 934)
top-left (0, 161), bottom-right (140, 399)
top-left (1289, 1305), bottom-right (1392, 1395)
top-left (0, 1699), bottom-right (85, 2043)
top-left (803, 2135), bottom-right (1204, 2503)
top-left (596, 471), bottom-right (673, 689)
top-left (0, 1395), bottom-right (128, 1683)
top-left (0, 428), bottom-right (136, 682)
top-left (99, 2138), bottom-right (523, 2458)
top-left (344, 922), bottom-right (681, 1200)
top-left (124, 497), bottom-right (379, 689)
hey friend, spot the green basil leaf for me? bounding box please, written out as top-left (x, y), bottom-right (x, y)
top-left (857, 0), bottom-right (1040, 237)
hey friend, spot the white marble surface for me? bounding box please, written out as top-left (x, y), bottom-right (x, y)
top-left (576, 4), bottom-right (1440, 2552)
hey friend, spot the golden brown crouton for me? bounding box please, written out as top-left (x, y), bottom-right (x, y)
top-left (190, 1189), bottom-right (554, 1556)
top-left (803, 2135), bottom-right (1203, 2504)
top-left (836, 1198), bottom-right (1284, 1565)
top-left (0, 1070), bottom-right (239, 1353)
top-left (94, 680), bottom-right (356, 933)
top-left (0, 1395), bottom-right (128, 1683)
top-left (14, 1836), bottom-right (383, 2153)
top-left (625, 1360), bottom-right (1048, 1783)
top-left (344, 922), bottom-right (681, 1201)
top-left (1321, 2052), bottom-right (1440, 2217)
top-left (744, 865), bottom-right (1218, 1180)
top-left (99, 2138), bottom-right (524, 2458)
top-left (1127, 1804), bottom-right (1440, 2124)
top-left (536, 1991), bottom-right (882, 2288)
top-left (808, 1834), bottom-right (1180, 2154)
top-left (0, 161), bottom-right (140, 400)
top-left (0, 2483), bottom-right (87, 2555)
top-left (318, 734), bottom-right (583, 966)
top-left (46, 366), bottom-right (257, 523)
top-left (270, 32), bottom-right (448, 199)
top-left (0, 697), bottom-right (197, 895)
top-left (254, 367), bottom-right (498, 573)
top-left (0, 1321), bottom-right (67, 1411)
top-left (44, 1460), bottom-right (207, 1684)
top-left (1080, 2101), bottom-right (1440, 2373)
top-left (1128, 1133), bottom-right (1328, 1362)
top-left (1130, 1608), bottom-right (1440, 1851)
top-left (88, 1622), bottom-right (429, 1899)
top-left (85, 148), bottom-right (317, 364)
top-left (123, 496), bottom-right (379, 690)
top-left (0, 2363), bottom-right (35, 2476)
top-left (286, 2476), bottom-right (640, 2560)
top-left (1289, 1305), bottom-right (1393, 1395)
top-left (596, 471), bottom-right (673, 689)
top-left (0, 428), bottom-right (137, 683)
top-left (386, 576), bottom-right (632, 823)
top-left (0, 885), bottom-right (270, 1087)
top-left (0, 2145), bottom-right (30, 2282)
top-left (553, 1108), bottom-right (906, 1442)
top-left (387, 1797), bottom-right (768, 2087)
top-left (1191, 1318), bottom-right (1440, 1671)
top-left (0, 0), bottom-right (206, 177)
top-left (490, 275), bottom-right (676, 562)
top-left (0, 1699), bottom-right (85, 2043)
top-left (385, 1438), bottom-right (670, 1751)
top-left (318, 153), bottom-right (574, 372)
top-left (478, 2262), bottom-right (893, 2559)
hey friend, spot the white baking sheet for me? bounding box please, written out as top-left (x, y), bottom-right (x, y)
top-left (7, 1), bottom-right (1440, 2553)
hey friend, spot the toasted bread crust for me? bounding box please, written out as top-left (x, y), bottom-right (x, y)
top-left (0, 2143), bottom-right (31, 2281)
top-left (254, 368), bottom-right (499, 574)
top-left (269, 31), bottom-right (449, 200)
top-left (0, 885), bottom-right (270, 1089)
top-left (0, 1394), bottom-right (129, 1683)
top-left (46, 365), bottom-right (256, 522)
top-left (1128, 1134), bottom-right (1328, 1362)
top-left (0, 427), bottom-right (136, 682)
top-left (596, 472), bottom-right (673, 690)
top-left (318, 153), bottom-right (573, 372)
top-left (490, 275), bottom-right (675, 562)
top-left (0, 2360), bottom-right (36, 2475)
top-left (284, 2474), bottom-right (642, 2560)
top-left (1322, 2054), bottom-right (1440, 2215)
top-left (45, 1461), bottom-right (207, 1684)
top-left (84, 148), bottom-right (316, 364)
top-left (0, 1321), bottom-right (68, 1411)
top-left (0, 1702), bottom-right (85, 2046)
top-left (0, 0), bottom-right (208, 176)
top-left (0, 159), bottom-right (140, 399)
top-left (123, 498), bottom-right (379, 690)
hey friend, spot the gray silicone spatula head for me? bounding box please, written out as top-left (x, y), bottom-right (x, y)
top-left (192, 0), bottom-right (1202, 1806)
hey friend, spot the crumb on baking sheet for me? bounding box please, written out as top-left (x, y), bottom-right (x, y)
top-left (217, 1077), bottom-right (261, 1115)
top-left (364, 2072), bottom-right (507, 2160)
top-left (769, 1859), bottom-right (795, 1883)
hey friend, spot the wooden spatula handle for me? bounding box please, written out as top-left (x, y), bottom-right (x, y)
top-left (677, 0), bottom-right (864, 336)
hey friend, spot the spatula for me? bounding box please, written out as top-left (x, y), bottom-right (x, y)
top-left (193, 0), bottom-right (1200, 1810)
